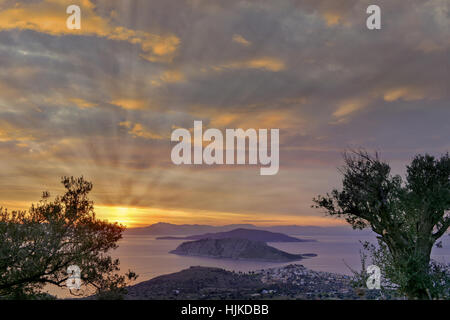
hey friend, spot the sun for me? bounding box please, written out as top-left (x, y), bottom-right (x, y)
top-left (95, 206), bottom-right (142, 227)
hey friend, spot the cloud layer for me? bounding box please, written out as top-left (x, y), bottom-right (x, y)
top-left (0, 0), bottom-right (448, 226)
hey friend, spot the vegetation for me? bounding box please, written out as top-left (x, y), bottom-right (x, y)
top-left (313, 151), bottom-right (450, 299)
top-left (0, 177), bottom-right (137, 299)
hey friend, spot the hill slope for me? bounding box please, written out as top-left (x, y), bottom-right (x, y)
top-left (122, 265), bottom-right (367, 300)
top-left (157, 228), bottom-right (313, 242)
top-left (125, 266), bottom-right (264, 299)
top-left (170, 238), bottom-right (316, 262)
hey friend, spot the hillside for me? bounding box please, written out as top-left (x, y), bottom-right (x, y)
top-left (122, 265), bottom-right (377, 300)
top-left (157, 228), bottom-right (314, 242)
top-left (125, 266), bottom-right (264, 299)
top-left (170, 238), bottom-right (316, 262)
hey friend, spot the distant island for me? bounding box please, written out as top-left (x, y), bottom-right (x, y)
top-left (125, 222), bottom-right (373, 237)
top-left (170, 238), bottom-right (317, 262)
top-left (157, 228), bottom-right (315, 242)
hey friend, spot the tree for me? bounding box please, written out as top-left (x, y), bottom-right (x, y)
top-left (0, 176), bottom-right (137, 299)
top-left (313, 151), bottom-right (450, 299)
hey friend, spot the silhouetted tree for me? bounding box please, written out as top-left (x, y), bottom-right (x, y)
top-left (313, 151), bottom-right (449, 299)
top-left (0, 177), bottom-right (137, 299)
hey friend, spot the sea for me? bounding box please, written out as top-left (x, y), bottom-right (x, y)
top-left (114, 233), bottom-right (450, 283)
top-left (51, 232), bottom-right (450, 298)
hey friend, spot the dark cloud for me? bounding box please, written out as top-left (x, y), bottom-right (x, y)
top-left (0, 0), bottom-right (448, 224)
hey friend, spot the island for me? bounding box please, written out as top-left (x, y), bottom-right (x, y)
top-left (157, 228), bottom-right (315, 242)
top-left (170, 238), bottom-right (317, 262)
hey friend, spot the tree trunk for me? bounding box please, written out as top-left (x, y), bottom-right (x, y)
top-left (403, 241), bottom-right (433, 300)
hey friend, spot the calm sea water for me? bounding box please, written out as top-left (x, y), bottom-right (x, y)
top-left (51, 233), bottom-right (450, 298)
top-left (113, 233), bottom-right (450, 283)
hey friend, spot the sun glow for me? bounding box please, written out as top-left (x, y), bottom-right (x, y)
top-left (95, 206), bottom-right (147, 227)
top-left (94, 205), bottom-right (346, 228)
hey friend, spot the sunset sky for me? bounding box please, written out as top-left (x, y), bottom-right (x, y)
top-left (0, 0), bottom-right (448, 227)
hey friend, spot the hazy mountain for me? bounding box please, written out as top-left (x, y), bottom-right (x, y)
top-left (125, 222), bottom-right (257, 236)
top-left (170, 238), bottom-right (317, 262)
top-left (157, 228), bottom-right (315, 242)
top-left (126, 222), bottom-right (373, 237)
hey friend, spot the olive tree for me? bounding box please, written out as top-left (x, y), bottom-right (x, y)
top-left (313, 151), bottom-right (449, 299)
top-left (0, 177), bottom-right (137, 299)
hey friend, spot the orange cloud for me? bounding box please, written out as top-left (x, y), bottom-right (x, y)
top-left (333, 99), bottom-right (367, 118)
top-left (0, 121), bottom-right (35, 143)
top-left (112, 99), bottom-right (149, 110)
top-left (213, 57), bottom-right (285, 72)
top-left (119, 121), bottom-right (163, 140)
top-left (383, 87), bottom-right (428, 102)
top-left (209, 114), bottom-right (239, 127)
top-left (161, 70), bottom-right (185, 83)
top-left (232, 34), bottom-right (252, 46)
top-left (322, 12), bottom-right (342, 26)
top-left (0, 0), bottom-right (180, 63)
top-left (151, 69), bottom-right (185, 86)
top-left (333, 84), bottom-right (442, 120)
top-left (207, 109), bottom-right (301, 131)
top-left (69, 98), bottom-right (97, 109)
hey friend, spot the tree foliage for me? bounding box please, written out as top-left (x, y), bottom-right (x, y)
top-left (313, 151), bottom-right (450, 299)
top-left (0, 177), bottom-right (137, 299)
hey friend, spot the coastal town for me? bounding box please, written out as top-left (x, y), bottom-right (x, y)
top-left (254, 264), bottom-right (381, 300)
top-left (124, 264), bottom-right (385, 300)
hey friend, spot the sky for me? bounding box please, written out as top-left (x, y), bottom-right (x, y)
top-left (0, 0), bottom-right (448, 227)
